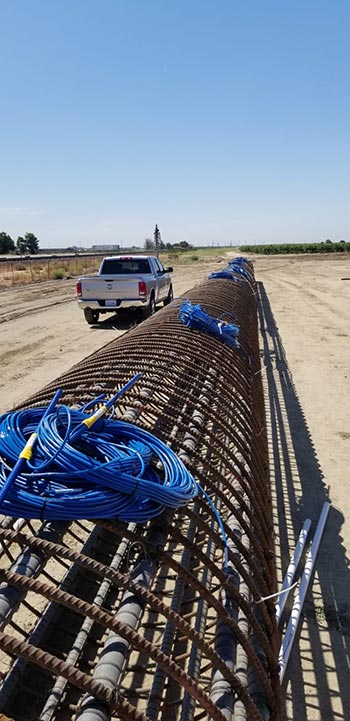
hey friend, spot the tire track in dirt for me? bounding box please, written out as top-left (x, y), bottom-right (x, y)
top-left (263, 275), bottom-right (349, 324)
top-left (0, 298), bottom-right (75, 325)
top-left (0, 263), bottom-right (217, 413)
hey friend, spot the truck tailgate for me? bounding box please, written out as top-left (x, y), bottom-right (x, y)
top-left (81, 276), bottom-right (141, 303)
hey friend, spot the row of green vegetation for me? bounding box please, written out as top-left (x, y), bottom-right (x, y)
top-left (0, 231), bottom-right (40, 254)
top-left (240, 241), bottom-right (350, 254)
top-left (159, 246), bottom-right (232, 264)
top-left (145, 237), bottom-right (194, 251)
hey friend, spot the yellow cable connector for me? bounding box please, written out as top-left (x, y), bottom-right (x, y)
top-left (19, 432), bottom-right (38, 460)
top-left (82, 405), bottom-right (108, 429)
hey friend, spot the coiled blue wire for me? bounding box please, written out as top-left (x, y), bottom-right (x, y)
top-left (0, 405), bottom-right (197, 522)
top-left (208, 269), bottom-right (244, 281)
top-left (226, 262), bottom-right (252, 281)
top-left (178, 300), bottom-right (240, 349)
top-left (209, 255), bottom-right (254, 285)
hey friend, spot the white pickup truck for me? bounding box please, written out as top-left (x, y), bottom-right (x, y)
top-left (76, 255), bottom-right (174, 324)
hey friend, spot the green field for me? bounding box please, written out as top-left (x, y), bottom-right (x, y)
top-left (239, 241), bottom-right (350, 254)
top-left (160, 246), bottom-right (236, 264)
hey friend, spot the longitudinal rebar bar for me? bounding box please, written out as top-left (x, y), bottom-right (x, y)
top-left (0, 270), bottom-right (280, 721)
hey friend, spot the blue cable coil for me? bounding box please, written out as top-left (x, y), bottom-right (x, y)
top-left (0, 403), bottom-right (198, 522)
top-left (178, 300), bottom-right (240, 349)
top-left (232, 256), bottom-right (249, 265)
top-left (209, 256), bottom-right (253, 283)
top-left (208, 269), bottom-right (244, 281)
top-left (226, 262), bottom-right (252, 281)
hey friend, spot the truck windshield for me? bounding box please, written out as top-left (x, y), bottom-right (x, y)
top-left (101, 259), bottom-right (151, 274)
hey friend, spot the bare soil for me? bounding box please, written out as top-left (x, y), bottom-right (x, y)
top-left (0, 253), bottom-right (349, 720)
top-left (254, 253), bottom-right (350, 721)
top-left (0, 262), bottom-right (216, 413)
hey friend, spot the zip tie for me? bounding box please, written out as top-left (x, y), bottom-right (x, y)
top-left (253, 360), bottom-right (275, 377)
top-left (256, 580), bottom-right (299, 604)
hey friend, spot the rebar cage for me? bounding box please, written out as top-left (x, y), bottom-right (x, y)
top-left (0, 273), bottom-right (280, 721)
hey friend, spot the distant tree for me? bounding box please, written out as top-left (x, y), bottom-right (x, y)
top-left (339, 239), bottom-right (346, 244)
top-left (0, 232), bottom-right (15, 254)
top-left (144, 238), bottom-right (155, 250)
top-left (16, 236), bottom-right (27, 254)
top-left (325, 238), bottom-right (332, 244)
top-left (24, 232), bottom-right (39, 254)
top-left (178, 240), bottom-right (192, 249)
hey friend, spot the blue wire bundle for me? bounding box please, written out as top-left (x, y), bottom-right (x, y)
top-left (227, 261), bottom-right (252, 281)
top-left (209, 256), bottom-right (253, 283)
top-left (0, 405), bottom-right (197, 522)
top-left (208, 269), bottom-right (243, 281)
top-left (178, 300), bottom-right (240, 349)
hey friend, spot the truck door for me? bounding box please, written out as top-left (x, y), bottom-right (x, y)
top-left (153, 257), bottom-right (168, 299)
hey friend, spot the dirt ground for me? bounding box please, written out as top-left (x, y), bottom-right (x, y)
top-left (254, 254), bottom-right (350, 721)
top-left (0, 253), bottom-right (349, 720)
top-left (0, 261), bottom-right (218, 413)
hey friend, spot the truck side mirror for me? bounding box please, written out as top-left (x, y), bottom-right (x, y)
top-left (165, 266), bottom-right (173, 273)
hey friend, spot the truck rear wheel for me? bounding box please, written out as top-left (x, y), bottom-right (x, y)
top-left (143, 294), bottom-right (156, 319)
top-left (84, 308), bottom-right (100, 325)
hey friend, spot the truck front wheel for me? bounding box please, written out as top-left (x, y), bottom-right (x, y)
top-left (163, 285), bottom-right (173, 306)
top-left (84, 308), bottom-right (100, 325)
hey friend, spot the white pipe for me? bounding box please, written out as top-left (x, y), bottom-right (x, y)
top-left (13, 518), bottom-right (26, 532)
top-left (279, 502), bottom-right (330, 682)
top-left (276, 519), bottom-right (311, 626)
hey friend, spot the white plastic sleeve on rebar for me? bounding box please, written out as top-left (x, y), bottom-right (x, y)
top-left (276, 518), bottom-right (312, 626)
top-left (278, 502), bottom-right (330, 682)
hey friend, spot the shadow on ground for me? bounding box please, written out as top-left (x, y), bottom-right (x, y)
top-left (257, 282), bottom-right (350, 721)
top-left (89, 310), bottom-right (141, 331)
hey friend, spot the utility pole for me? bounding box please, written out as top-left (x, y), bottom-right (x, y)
top-left (154, 224), bottom-right (161, 259)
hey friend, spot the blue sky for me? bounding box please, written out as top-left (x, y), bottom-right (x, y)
top-left (1, 1), bottom-right (350, 248)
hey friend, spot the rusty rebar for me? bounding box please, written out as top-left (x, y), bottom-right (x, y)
top-left (0, 271), bottom-right (280, 721)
